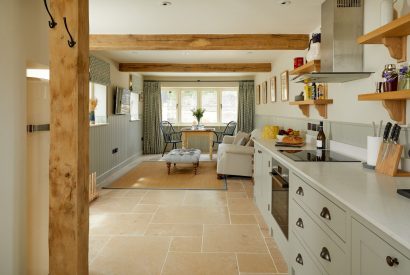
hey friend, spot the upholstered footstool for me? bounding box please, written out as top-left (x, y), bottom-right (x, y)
top-left (164, 149), bottom-right (201, 175)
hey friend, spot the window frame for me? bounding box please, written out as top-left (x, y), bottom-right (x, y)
top-left (161, 87), bottom-right (238, 126)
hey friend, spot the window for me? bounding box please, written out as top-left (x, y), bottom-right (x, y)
top-left (160, 87), bottom-right (239, 125)
top-left (130, 92), bottom-right (139, 121)
top-left (221, 90), bottom-right (238, 123)
top-left (201, 90), bottom-right (218, 123)
top-left (180, 90), bottom-right (198, 123)
top-left (89, 82), bottom-right (107, 125)
top-left (161, 90), bottom-right (178, 123)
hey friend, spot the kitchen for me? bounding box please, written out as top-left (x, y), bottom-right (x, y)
top-left (253, 0), bottom-right (410, 275)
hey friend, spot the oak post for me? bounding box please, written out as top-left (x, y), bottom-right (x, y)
top-left (48, 0), bottom-right (89, 274)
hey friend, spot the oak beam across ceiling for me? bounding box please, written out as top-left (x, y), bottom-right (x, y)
top-left (119, 63), bottom-right (272, 73)
top-left (90, 34), bottom-right (309, 51)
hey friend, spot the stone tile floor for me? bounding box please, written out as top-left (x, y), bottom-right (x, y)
top-left (89, 177), bottom-right (288, 275)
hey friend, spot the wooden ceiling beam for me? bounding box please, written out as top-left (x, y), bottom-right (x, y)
top-left (119, 63), bottom-right (272, 73)
top-left (90, 34), bottom-right (309, 51)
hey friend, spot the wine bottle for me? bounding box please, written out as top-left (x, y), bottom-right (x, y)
top-left (317, 121), bottom-right (326, 149)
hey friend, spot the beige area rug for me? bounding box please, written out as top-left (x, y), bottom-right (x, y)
top-left (104, 161), bottom-right (227, 190)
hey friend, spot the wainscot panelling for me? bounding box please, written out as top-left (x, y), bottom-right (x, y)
top-left (90, 115), bottom-right (143, 183)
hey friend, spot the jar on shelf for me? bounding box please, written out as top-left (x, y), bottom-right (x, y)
top-left (399, 64), bottom-right (410, 90)
top-left (382, 64), bottom-right (398, 92)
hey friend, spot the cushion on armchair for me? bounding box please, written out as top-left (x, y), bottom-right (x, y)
top-left (232, 131), bottom-right (251, 145)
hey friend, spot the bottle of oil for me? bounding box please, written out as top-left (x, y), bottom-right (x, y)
top-left (316, 121), bottom-right (326, 149)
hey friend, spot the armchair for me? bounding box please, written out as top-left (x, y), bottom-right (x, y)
top-left (216, 134), bottom-right (254, 178)
top-left (160, 121), bottom-right (182, 156)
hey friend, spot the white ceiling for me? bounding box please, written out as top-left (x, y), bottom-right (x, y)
top-left (90, 0), bottom-right (323, 76)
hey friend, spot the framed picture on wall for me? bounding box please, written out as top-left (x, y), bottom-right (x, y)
top-left (256, 85), bottom-right (261, 105)
top-left (270, 76), bottom-right (276, 102)
top-left (262, 81), bottom-right (268, 104)
top-left (280, 70), bottom-right (289, 102)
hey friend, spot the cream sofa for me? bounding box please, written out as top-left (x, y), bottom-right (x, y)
top-left (216, 135), bottom-right (254, 178)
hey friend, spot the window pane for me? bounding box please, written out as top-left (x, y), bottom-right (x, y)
top-left (221, 90), bottom-right (238, 123)
top-left (89, 82), bottom-right (107, 124)
top-left (161, 90), bottom-right (178, 123)
top-left (201, 90), bottom-right (218, 123)
top-left (181, 90), bottom-right (198, 123)
top-left (130, 92), bottom-right (139, 121)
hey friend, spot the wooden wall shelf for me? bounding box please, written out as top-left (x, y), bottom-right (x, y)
top-left (289, 99), bottom-right (333, 119)
top-left (358, 90), bottom-right (410, 124)
top-left (357, 13), bottom-right (410, 62)
top-left (290, 60), bottom-right (321, 76)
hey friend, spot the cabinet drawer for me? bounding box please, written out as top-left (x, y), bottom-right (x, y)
top-left (352, 219), bottom-right (410, 275)
top-left (292, 200), bottom-right (347, 275)
top-left (290, 232), bottom-right (325, 275)
top-left (291, 173), bottom-right (346, 241)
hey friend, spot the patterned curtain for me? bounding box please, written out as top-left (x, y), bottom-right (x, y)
top-left (89, 55), bottom-right (110, 86)
top-left (237, 80), bottom-right (255, 133)
top-left (143, 81), bottom-right (163, 154)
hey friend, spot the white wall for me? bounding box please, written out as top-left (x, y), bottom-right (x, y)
top-left (255, 0), bottom-right (410, 124)
top-left (0, 0), bottom-right (27, 274)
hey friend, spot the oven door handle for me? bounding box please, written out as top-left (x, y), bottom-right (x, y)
top-left (270, 172), bottom-right (289, 189)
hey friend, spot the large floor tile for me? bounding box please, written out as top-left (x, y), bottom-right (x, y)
top-left (90, 236), bottom-right (170, 275)
top-left (183, 190), bottom-right (227, 206)
top-left (265, 238), bottom-right (288, 273)
top-left (237, 253), bottom-right (277, 273)
top-left (140, 190), bottom-right (186, 205)
top-left (89, 213), bottom-right (152, 235)
top-left (228, 198), bottom-right (260, 215)
top-left (132, 204), bottom-right (159, 213)
top-left (162, 252), bottom-right (238, 275)
top-left (89, 236), bottom-right (111, 262)
top-left (230, 214), bottom-right (258, 225)
top-left (227, 180), bottom-right (245, 192)
top-left (144, 223), bottom-right (203, 237)
top-left (203, 224), bottom-right (268, 253)
top-left (169, 236), bottom-right (202, 252)
top-left (152, 205), bottom-right (230, 224)
top-left (90, 197), bottom-right (140, 214)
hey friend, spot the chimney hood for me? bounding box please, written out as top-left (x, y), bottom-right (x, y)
top-left (293, 0), bottom-right (373, 83)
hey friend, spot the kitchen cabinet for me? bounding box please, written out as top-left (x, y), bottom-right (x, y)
top-left (289, 232), bottom-right (326, 275)
top-left (253, 144), bottom-right (272, 218)
top-left (352, 219), bottom-right (410, 275)
top-left (289, 172), bottom-right (348, 275)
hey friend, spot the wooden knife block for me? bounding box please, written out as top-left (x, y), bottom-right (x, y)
top-left (376, 143), bottom-right (410, 177)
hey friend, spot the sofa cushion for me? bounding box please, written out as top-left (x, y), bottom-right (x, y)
top-left (245, 138), bottom-right (254, 147)
top-left (233, 131), bottom-right (250, 145)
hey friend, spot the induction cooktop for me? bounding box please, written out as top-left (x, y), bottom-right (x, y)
top-left (279, 150), bottom-right (361, 162)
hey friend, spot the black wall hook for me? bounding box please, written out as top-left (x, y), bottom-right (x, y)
top-left (44, 0), bottom-right (57, 28)
top-left (63, 17), bottom-right (76, 48)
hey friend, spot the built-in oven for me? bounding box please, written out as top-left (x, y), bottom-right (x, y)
top-left (270, 158), bottom-right (289, 239)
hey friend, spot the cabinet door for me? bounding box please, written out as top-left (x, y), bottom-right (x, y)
top-left (253, 146), bottom-right (263, 205)
top-left (261, 152), bottom-right (272, 219)
top-left (352, 219), bottom-right (410, 275)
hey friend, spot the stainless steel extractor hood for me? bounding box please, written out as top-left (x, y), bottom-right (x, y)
top-left (293, 0), bottom-right (373, 83)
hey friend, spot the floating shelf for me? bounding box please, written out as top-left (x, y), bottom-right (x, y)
top-left (289, 60), bottom-right (321, 76)
top-left (358, 90), bottom-right (410, 124)
top-left (289, 99), bottom-right (333, 119)
top-left (357, 13), bottom-right (410, 62)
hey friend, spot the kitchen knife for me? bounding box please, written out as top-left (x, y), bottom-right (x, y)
top-left (393, 126), bottom-right (401, 144)
top-left (379, 122), bottom-right (392, 161)
top-left (381, 125), bottom-right (402, 164)
top-left (381, 123), bottom-right (397, 163)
